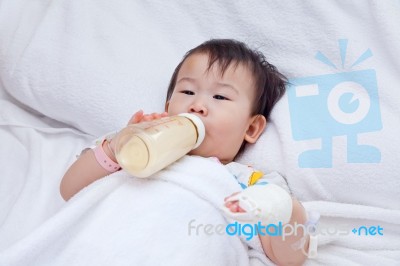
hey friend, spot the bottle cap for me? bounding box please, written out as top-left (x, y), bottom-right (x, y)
top-left (178, 113), bottom-right (205, 149)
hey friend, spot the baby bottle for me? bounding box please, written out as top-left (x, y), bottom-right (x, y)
top-left (114, 113), bottom-right (205, 178)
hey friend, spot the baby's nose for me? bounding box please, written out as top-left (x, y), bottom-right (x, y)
top-left (189, 103), bottom-right (208, 116)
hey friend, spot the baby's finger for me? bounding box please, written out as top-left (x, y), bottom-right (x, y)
top-left (224, 192), bottom-right (240, 201)
top-left (224, 201), bottom-right (234, 208)
top-left (151, 112), bottom-right (162, 119)
top-left (229, 203), bottom-right (240, 212)
top-left (141, 112), bottom-right (167, 122)
top-left (237, 206), bottom-right (246, 213)
top-left (127, 110), bottom-right (144, 125)
top-left (141, 115), bottom-right (154, 121)
top-left (229, 202), bottom-right (246, 213)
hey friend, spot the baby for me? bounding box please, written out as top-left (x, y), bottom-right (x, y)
top-left (61, 39), bottom-right (311, 265)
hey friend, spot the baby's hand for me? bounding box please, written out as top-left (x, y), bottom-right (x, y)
top-left (224, 192), bottom-right (246, 213)
top-left (127, 110), bottom-right (168, 125)
top-left (223, 185), bottom-right (293, 224)
top-left (108, 110), bottom-right (169, 154)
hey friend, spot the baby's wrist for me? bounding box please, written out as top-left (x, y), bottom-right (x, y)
top-left (93, 138), bottom-right (121, 173)
top-left (289, 199), bottom-right (307, 224)
top-left (103, 139), bottom-right (117, 163)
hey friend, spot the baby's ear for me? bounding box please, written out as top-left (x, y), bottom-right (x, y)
top-left (244, 115), bottom-right (266, 144)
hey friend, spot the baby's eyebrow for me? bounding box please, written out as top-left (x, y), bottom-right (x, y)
top-left (176, 77), bottom-right (195, 84)
top-left (215, 82), bottom-right (239, 95)
top-left (176, 77), bottom-right (239, 95)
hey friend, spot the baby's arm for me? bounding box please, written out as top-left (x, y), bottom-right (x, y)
top-left (225, 197), bottom-right (308, 265)
top-left (260, 199), bottom-right (308, 265)
top-left (225, 180), bottom-right (309, 266)
top-left (60, 110), bottom-right (167, 201)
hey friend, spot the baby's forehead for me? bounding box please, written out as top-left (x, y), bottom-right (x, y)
top-left (176, 52), bottom-right (258, 98)
top-left (202, 51), bottom-right (251, 70)
top-left (182, 52), bottom-right (254, 79)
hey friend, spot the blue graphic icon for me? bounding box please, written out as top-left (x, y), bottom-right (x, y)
top-left (288, 39), bottom-right (382, 168)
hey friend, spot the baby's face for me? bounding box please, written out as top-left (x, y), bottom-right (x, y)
top-left (166, 53), bottom-right (257, 164)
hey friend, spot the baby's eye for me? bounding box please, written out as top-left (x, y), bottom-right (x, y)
top-left (181, 90), bottom-right (195, 95)
top-left (213, 95), bottom-right (229, 100)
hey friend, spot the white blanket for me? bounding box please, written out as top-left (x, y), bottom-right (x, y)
top-left (0, 156), bottom-right (269, 266)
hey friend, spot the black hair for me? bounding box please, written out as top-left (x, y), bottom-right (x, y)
top-left (166, 39), bottom-right (287, 120)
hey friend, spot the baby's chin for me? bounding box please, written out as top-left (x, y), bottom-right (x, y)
top-left (188, 147), bottom-right (209, 157)
top-left (189, 146), bottom-right (214, 159)
top-left (188, 149), bottom-right (232, 165)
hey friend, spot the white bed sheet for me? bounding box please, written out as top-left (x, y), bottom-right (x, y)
top-left (0, 88), bottom-right (92, 250)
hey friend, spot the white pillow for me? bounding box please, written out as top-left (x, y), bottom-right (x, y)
top-left (0, 1), bottom-right (279, 136)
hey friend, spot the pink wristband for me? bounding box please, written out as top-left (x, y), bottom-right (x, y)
top-left (93, 139), bottom-right (121, 173)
